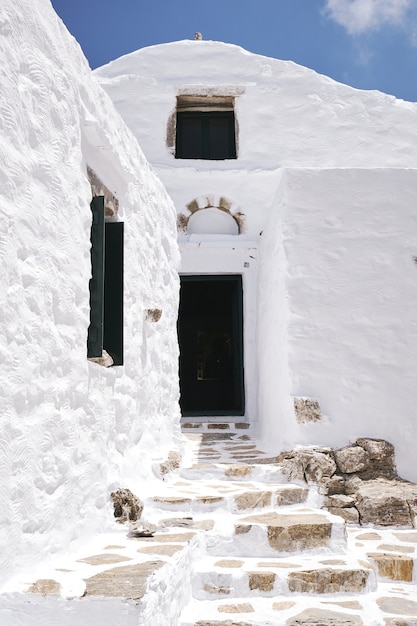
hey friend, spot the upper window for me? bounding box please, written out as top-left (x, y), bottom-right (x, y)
top-left (175, 96), bottom-right (237, 160)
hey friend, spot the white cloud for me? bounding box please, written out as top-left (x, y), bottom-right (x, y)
top-left (324, 0), bottom-right (412, 34)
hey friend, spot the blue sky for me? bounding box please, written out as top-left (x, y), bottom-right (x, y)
top-left (51, 0), bottom-right (417, 102)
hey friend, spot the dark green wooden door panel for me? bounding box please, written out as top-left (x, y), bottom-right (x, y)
top-left (87, 196), bottom-right (105, 358)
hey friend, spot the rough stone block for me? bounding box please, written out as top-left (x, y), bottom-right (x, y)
top-left (238, 512), bottom-right (332, 552)
top-left (278, 448), bottom-right (336, 484)
top-left (327, 507), bottom-right (360, 524)
top-left (368, 552), bottom-right (413, 582)
top-left (247, 571), bottom-right (275, 591)
top-left (354, 480), bottom-right (417, 526)
top-left (288, 567), bottom-right (369, 593)
top-left (286, 607), bottom-right (363, 625)
top-left (28, 579), bottom-right (61, 595)
top-left (294, 397), bottom-right (322, 423)
top-left (111, 488), bottom-right (144, 523)
top-left (325, 494), bottom-right (355, 508)
top-left (218, 603), bottom-right (255, 613)
top-left (225, 465), bottom-right (252, 478)
top-left (276, 486), bottom-right (309, 506)
top-left (234, 490), bottom-right (271, 510)
top-left (334, 446), bottom-right (370, 474)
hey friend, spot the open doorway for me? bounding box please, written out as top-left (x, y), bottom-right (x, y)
top-left (178, 275), bottom-right (244, 416)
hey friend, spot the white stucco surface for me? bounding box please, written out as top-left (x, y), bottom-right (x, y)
top-left (258, 169), bottom-right (417, 481)
top-left (0, 0), bottom-right (181, 585)
top-left (95, 39), bottom-right (417, 170)
top-left (96, 39), bottom-right (417, 481)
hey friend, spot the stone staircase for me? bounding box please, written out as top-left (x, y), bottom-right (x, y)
top-left (174, 421), bottom-right (417, 626)
top-left (2, 421), bottom-right (417, 625)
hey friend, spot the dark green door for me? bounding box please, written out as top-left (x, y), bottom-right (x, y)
top-left (178, 275), bottom-right (244, 416)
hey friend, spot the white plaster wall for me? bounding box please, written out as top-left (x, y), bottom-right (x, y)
top-left (257, 171), bottom-right (295, 444)
top-left (258, 168), bottom-right (417, 482)
top-left (95, 40), bottom-right (417, 171)
top-left (0, 0), bottom-right (180, 584)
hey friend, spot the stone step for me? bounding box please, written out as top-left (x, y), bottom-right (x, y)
top-left (179, 588), bottom-right (417, 625)
top-left (179, 596), bottom-right (370, 626)
top-left (180, 462), bottom-right (287, 484)
top-left (205, 509), bottom-right (346, 558)
top-left (191, 555), bottom-right (375, 600)
top-left (149, 483), bottom-right (309, 514)
top-left (181, 421), bottom-right (253, 434)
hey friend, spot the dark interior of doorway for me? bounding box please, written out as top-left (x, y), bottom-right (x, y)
top-left (178, 275), bottom-right (244, 416)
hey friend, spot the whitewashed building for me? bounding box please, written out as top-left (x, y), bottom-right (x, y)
top-left (0, 0), bottom-right (181, 583)
top-left (96, 40), bottom-right (417, 481)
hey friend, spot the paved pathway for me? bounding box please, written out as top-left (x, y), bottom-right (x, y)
top-left (2, 421), bottom-right (417, 625)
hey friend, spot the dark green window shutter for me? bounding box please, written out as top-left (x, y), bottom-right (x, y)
top-left (87, 196), bottom-right (105, 358)
top-left (104, 222), bottom-right (124, 365)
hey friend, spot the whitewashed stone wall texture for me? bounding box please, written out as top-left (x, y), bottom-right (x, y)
top-left (0, 0), bottom-right (181, 583)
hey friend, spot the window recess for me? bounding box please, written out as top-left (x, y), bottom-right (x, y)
top-left (87, 196), bottom-right (124, 366)
top-left (175, 95), bottom-right (237, 160)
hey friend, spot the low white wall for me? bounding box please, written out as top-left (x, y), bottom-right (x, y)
top-left (0, 0), bottom-right (180, 584)
top-left (258, 168), bottom-right (417, 481)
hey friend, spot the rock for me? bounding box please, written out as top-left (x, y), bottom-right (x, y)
top-left (111, 488), bottom-right (144, 523)
top-left (203, 583), bottom-right (231, 595)
top-left (286, 607), bottom-right (363, 625)
top-left (325, 494), bottom-right (355, 508)
top-left (294, 397), bottom-right (322, 423)
top-left (264, 513), bottom-right (332, 552)
top-left (356, 438), bottom-right (394, 461)
top-left (224, 465), bottom-right (252, 478)
top-left (236, 511), bottom-right (332, 552)
top-left (218, 603), bottom-right (255, 614)
top-left (287, 567), bottom-right (369, 593)
top-left (327, 507), bottom-right (360, 524)
top-left (276, 485), bottom-right (309, 506)
top-left (334, 446), bottom-right (370, 474)
top-left (247, 571), bottom-right (275, 591)
top-left (195, 622), bottom-right (252, 626)
top-left (128, 523), bottom-right (156, 537)
top-left (368, 552), bottom-right (413, 582)
top-left (354, 479), bottom-right (417, 526)
top-left (278, 448), bottom-right (337, 484)
top-left (28, 579), bottom-right (61, 595)
top-left (215, 559), bottom-right (244, 568)
top-left (355, 438), bottom-right (397, 479)
top-left (234, 491), bottom-right (271, 510)
top-left (344, 476), bottom-right (364, 495)
top-left (159, 450), bottom-right (182, 476)
top-left (377, 596), bottom-right (417, 616)
top-left (273, 601), bottom-right (296, 611)
top-left (325, 475), bottom-right (346, 495)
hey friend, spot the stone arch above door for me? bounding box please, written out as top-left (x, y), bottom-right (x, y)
top-left (177, 194), bottom-right (245, 235)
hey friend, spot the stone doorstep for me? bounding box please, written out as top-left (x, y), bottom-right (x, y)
top-left (181, 421), bottom-right (252, 432)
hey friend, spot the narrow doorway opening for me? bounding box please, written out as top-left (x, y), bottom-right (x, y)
top-left (178, 275), bottom-right (244, 416)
